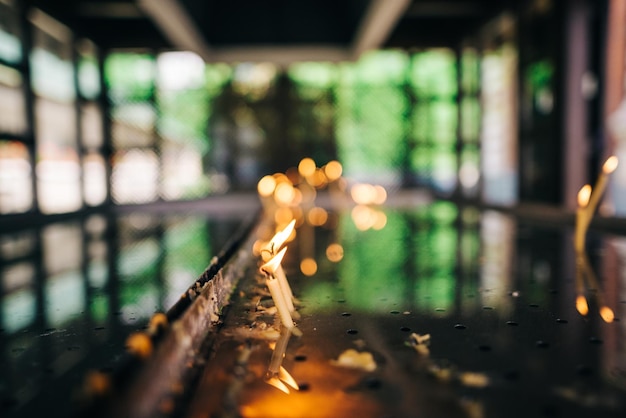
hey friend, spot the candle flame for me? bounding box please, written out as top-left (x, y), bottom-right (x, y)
top-left (576, 295), bottom-right (589, 316)
top-left (602, 156), bottom-right (619, 174)
top-left (269, 219), bottom-right (296, 252)
top-left (261, 247), bottom-right (287, 276)
top-left (577, 184), bottom-right (591, 208)
top-left (279, 366), bottom-right (299, 390)
top-left (600, 306), bottom-right (615, 323)
top-left (266, 376), bottom-right (290, 394)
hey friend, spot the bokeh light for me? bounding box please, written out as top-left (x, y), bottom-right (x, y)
top-left (307, 207), bottom-right (328, 226)
top-left (300, 258), bottom-right (318, 276)
top-left (298, 158), bottom-right (316, 178)
top-left (326, 243), bottom-right (344, 262)
top-left (258, 175), bottom-right (277, 197)
top-left (324, 160), bottom-right (343, 182)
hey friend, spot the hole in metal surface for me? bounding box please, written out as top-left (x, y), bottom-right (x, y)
top-left (390, 310), bottom-right (400, 315)
top-left (347, 329), bottom-right (358, 335)
top-left (589, 337), bottom-right (603, 344)
top-left (528, 304), bottom-right (539, 308)
top-left (400, 326), bottom-right (411, 332)
top-left (482, 306), bottom-right (494, 310)
top-left (340, 312), bottom-right (351, 317)
top-left (454, 324), bottom-right (467, 330)
top-left (364, 377), bottom-right (382, 389)
top-left (503, 370), bottom-right (520, 381)
top-left (556, 318), bottom-right (568, 324)
top-left (506, 321), bottom-right (519, 326)
top-left (435, 308), bottom-right (446, 312)
top-left (535, 340), bottom-right (549, 348)
top-left (542, 404), bottom-right (559, 416)
top-left (2, 397), bottom-right (18, 408)
top-left (478, 344), bottom-right (492, 352)
top-left (294, 355), bottom-right (307, 362)
top-left (298, 382), bottom-right (310, 391)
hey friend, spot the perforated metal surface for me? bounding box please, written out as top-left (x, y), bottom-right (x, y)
top-left (187, 204), bottom-right (626, 418)
top-left (3, 202), bottom-right (626, 418)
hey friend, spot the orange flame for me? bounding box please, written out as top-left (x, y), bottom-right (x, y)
top-left (577, 184), bottom-right (591, 208)
top-left (600, 306), bottom-right (615, 323)
top-left (269, 220), bottom-right (295, 253)
top-left (261, 247), bottom-right (287, 276)
top-left (576, 295), bottom-right (589, 316)
top-left (603, 156), bottom-right (618, 174)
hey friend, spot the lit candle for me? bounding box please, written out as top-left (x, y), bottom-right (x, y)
top-left (585, 156), bottom-right (618, 223)
top-left (574, 184), bottom-right (591, 253)
top-left (264, 220), bottom-right (298, 315)
top-left (261, 248), bottom-right (301, 336)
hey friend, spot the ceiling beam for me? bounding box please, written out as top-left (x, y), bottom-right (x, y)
top-left (77, 2), bottom-right (143, 18)
top-left (351, 0), bottom-right (411, 59)
top-left (138, 0), bottom-right (211, 60)
top-left (406, 1), bottom-right (486, 17)
top-left (211, 46), bottom-right (350, 67)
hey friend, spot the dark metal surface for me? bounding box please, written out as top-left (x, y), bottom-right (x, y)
top-left (186, 202), bottom-right (626, 417)
top-left (3, 199), bottom-right (626, 417)
top-left (0, 211), bottom-right (246, 418)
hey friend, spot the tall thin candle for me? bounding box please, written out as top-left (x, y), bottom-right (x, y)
top-left (574, 184), bottom-right (591, 253)
top-left (264, 220), bottom-right (298, 314)
top-left (261, 248), bottom-right (302, 337)
top-left (261, 248), bottom-right (293, 329)
top-left (585, 156), bottom-right (618, 223)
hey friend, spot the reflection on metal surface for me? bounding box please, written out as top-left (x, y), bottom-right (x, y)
top-left (204, 202), bottom-right (626, 417)
top-left (575, 251), bottom-right (614, 323)
top-left (265, 327), bottom-right (298, 394)
top-left (0, 213), bottom-right (241, 417)
top-left (3, 200), bottom-right (626, 417)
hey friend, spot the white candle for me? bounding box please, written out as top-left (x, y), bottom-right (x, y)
top-left (266, 276), bottom-right (294, 331)
top-left (265, 219), bottom-right (298, 311)
top-left (276, 265), bottom-right (299, 318)
top-left (261, 247), bottom-right (301, 336)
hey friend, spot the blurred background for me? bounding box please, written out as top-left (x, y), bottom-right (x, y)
top-left (2, 1), bottom-right (626, 415)
top-left (1, 0), bottom-right (625, 220)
